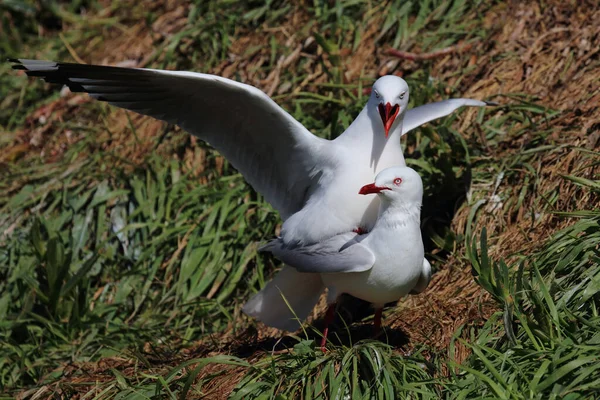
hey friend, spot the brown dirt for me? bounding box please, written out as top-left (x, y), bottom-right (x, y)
top-left (8, 0), bottom-right (600, 397)
top-left (389, 0), bottom-right (600, 362)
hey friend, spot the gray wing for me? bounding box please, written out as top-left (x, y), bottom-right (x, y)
top-left (11, 59), bottom-right (331, 220)
top-left (261, 232), bottom-right (375, 273)
top-left (402, 98), bottom-right (492, 136)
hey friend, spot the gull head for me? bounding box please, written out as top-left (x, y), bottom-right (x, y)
top-left (358, 166), bottom-right (422, 204)
top-left (370, 76), bottom-right (410, 138)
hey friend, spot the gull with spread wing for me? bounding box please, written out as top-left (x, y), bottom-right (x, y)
top-left (258, 166), bottom-right (429, 350)
top-left (11, 59), bottom-right (488, 329)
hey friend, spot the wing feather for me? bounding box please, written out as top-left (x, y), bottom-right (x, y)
top-left (262, 233), bottom-right (375, 273)
top-left (11, 59), bottom-right (329, 219)
top-left (402, 98), bottom-right (491, 136)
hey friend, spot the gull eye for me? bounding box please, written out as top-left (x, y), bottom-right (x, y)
top-left (399, 92), bottom-right (405, 100)
top-left (374, 90), bottom-right (380, 99)
top-left (393, 178), bottom-right (402, 186)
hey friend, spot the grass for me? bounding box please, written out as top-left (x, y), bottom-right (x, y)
top-left (1, 0), bottom-right (599, 398)
top-left (454, 209), bottom-right (600, 398)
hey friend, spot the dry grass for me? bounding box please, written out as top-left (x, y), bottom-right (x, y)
top-left (3, 0), bottom-right (599, 397)
top-left (387, 0), bottom-right (600, 359)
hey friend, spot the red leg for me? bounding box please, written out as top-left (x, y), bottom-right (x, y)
top-left (373, 308), bottom-right (383, 337)
top-left (320, 304), bottom-right (336, 352)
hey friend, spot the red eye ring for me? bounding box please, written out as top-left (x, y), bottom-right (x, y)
top-left (393, 178), bottom-right (402, 186)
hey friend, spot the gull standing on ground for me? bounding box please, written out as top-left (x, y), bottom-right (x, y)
top-left (261, 166), bottom-right (429, 349)
top-left (11, 59), bottom-right (489, 329)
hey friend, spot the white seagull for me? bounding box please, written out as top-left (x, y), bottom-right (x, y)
top-left (11, 59), bottom-right (487, 329)
top-left (257, 166), bottom-right (428, 350)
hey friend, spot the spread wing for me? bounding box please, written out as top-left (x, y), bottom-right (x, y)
top-left (11, 59), bottom-right (330, 219)
top-left (402, 98), bottom-right (492, 136)
top-left (261, 232), bottom-right (375, 273)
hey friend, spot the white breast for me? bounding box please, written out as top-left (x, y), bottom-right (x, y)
top-left (280, 120), bottom-right (406, 246)
top-left (321, 215), bottom-right (424, 307)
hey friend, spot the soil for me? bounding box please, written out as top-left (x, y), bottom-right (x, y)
top-left (8, 0), bottom-right (600, 398)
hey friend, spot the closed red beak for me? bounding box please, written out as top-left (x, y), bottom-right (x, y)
top-left (359, 183), bottom-right (390, 195)
top-left (378, 102), bottom-right (400, 138)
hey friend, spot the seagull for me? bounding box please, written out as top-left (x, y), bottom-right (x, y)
top-left (255, 166), bottom-right (428, 350)
top-left (11, 59), bottom-right (487, 330)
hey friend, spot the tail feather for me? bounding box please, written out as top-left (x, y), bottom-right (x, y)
top-left (410, 258), bottom-right (432, 294)
top-left (243, 266), bottom-right (324, 331)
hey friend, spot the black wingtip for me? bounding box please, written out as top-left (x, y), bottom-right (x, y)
top-left (485, 100), bottom-right (500, 106)
top-left (8, 58), bottom-right (25, 70)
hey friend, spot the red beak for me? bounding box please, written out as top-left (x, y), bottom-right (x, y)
top-left (378, 102), bottom-right (400, 138)
top-left (359, 183), bottom-right (390, 195)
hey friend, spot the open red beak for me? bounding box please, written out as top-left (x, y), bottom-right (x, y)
top-left (378, 102), bottom-right (400, 138)
top-left (359, 183), bottom-right (390, 195)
